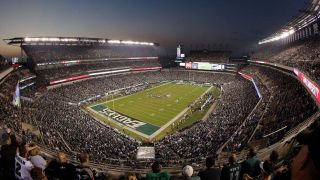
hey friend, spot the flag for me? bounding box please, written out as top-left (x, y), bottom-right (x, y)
top-left (12, 82), bottom-right (21, 107)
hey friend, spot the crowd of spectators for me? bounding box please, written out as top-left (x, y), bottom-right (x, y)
top-left (23, 45), bottom-right (158, 63)
top-left (222, 64), bottom-right (318, 152)
top-left (0, 65), bottom-right (318, 176)
top-left (222, 76), bottom-right (270, 152)
top-left (0, 54), bottom-right (10, 72)
top-left (155, 76), bottom-right (259, 162)
top-left (246, 66), bottom-right (317, 146)
top-left (0, 127), bottom-right (108, 180)
top-left (1, 69), bottom-right (252, 165)
top-left (252, 37), bottom-right (320, 83)
top-left (36, 59), bottom-right (161, 81)
top-left (2, 123), bottom-right (319, 179)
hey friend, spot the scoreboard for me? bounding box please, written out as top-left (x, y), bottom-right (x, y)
top-left (181, 62), bottom-right (225, 71)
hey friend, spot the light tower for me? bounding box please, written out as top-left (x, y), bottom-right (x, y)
top-left (177, 44), bottom-right (181, 59)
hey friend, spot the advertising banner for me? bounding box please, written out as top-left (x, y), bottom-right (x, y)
top-left (212, 64), bottom-right (225, 70)
top-left (294, 69), bottom-right (320, 103)
top-left (197, 62), bottom-right (212, 70)
top-left (185, 62), bottom-right (192, 69)
top-left (192, 63), bottom-right (198, 69)
top-left (238, 72), bottom-right (253, 81)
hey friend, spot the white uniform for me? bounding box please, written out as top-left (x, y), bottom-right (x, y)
top-left (15, 153), bottom-right (34, 180)
top-left (30, 155), bottom-right (47, 170)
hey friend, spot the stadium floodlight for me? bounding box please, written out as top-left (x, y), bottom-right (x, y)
top-left (122, 40), bottom-right (154, 46)
top-left (289, 29), bottom-right (295, 35)
top-left (24, 37), bottom-right (39, 42)
top-left (25, 37), bottom-right (62, 42)
top-left (122, 40), bottom-right (137, 45)
top-left (258, 28), bottom-right (295, 45)
top-left (60, 38), bottom-right (78, 42)
top-left (107, 39), bottom-right (154, 45)
top-left (24, 37), bottom-right (31, 42)
top-left (280, 32), bottom-right (289, 38)
top-left (108, 40), bottom-right (121, 44)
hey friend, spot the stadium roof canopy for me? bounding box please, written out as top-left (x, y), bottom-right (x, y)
top-left (3, 37), bottom-right (159, 46)
top-left (259, 0), bottom-right (320, 44)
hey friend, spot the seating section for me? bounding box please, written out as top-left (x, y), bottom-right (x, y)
top-left (252, 37), bottom-right (320, 83)
top-left (23, 45), bottom-right (158, 63)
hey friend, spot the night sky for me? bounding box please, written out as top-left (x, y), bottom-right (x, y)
top-left (0, 0), bottom-right (304, 56)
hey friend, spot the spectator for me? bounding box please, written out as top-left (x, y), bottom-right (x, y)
top-left (76, 152), bottom-right (94, 180)
top-left (0, 133), bottom-right (17, 180)
top-left (241, 148), bottom-right (261, 179)
top-left (292, 122), bottom-right (320, 180)
top-left (269, 150), bottom-right (278, 164)
top-left (273, 161), bottom-right (290, 180)
top-left (243, 160), bottom-right (274, 180)
top-left (45, 151), bottom-right (77, 180)
top-left (127, 172), bottom-right (138, 180)
top-left (220, 154), bottom-right (241, 180)
top-left (182, 165), bottom-right (200, 180)
top-left (10, 133), bottom-right (20, 148)
top-left (29, 144), bottom-right (47, 171)
top-left (146, 161), bottom-right (170, 180)
top-left (15, 145), bottom-right (34, 180)
top-left (31, 167), bottom-right (48, 180)
top-left (198, 156), bottom-right (220, 180)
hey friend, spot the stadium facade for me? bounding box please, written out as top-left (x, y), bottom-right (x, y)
top-left (4, 37), bottom-right (160, 69)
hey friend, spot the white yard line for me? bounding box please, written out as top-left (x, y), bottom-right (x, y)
top-left (102, 82), bottom-right (171, 104)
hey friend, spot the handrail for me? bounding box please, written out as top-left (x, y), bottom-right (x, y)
top-left (0, 66), bottom-right (14, 82)
top-left (217, 97), bottom-right (263, 153)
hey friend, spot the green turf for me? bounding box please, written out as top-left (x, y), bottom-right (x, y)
top-left (84, 82), bottom-right (221, 141)
top-left (104, 82), bottom-right (210, 127)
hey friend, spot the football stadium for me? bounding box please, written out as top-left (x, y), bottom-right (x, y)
top-left (0, 0), bottom-right (320, 179)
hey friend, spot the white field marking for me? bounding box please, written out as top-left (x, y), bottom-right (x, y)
top-left (95, 82), bottom-right (172, 106)
top-left (86, 106), bottom-right (151, 139)
top-left (149, 85), bottom-right (214, 139)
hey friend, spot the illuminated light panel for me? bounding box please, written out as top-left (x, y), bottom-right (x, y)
top-left (258, 29), bottom-right (295, 45)
top-left (107, 40), bottom-right (121, 44)
top-left (23, 37), bottom-right (155, 46)
top-left (108, 40), bottom-right (154, 46)
top-left (89, 69), bottom-right (130, 76)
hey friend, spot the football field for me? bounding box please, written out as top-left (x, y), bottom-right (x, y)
top-left (84, 82), bottom-right (218, 141)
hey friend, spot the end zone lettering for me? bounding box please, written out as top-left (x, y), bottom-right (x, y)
top-left (99, 107), bottom-right (146, 129)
